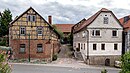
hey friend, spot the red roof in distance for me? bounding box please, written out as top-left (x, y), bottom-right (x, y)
top-left (55, 24), bottom-right (74, 33)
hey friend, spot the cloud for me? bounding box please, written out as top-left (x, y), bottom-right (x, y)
top-left (0, 0), bottom-right (130, 24)
top-left (111, 8), bottom-right (130, 18)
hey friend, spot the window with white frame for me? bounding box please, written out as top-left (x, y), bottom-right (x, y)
top-left (82, 31), bottom-right (86, 38)
top-left (37, 44), bottom-right (43, 53)
top-left (112, 30), bottom-right (117, 37)
top-left (93, 44), bottom-right (97, 50)
top-left (27, 15), bottom-right (36, 22)
top-left (20, 27), bottom-right (26, 35)
top-left (37, 27), bottom-right (42, 35)
top-left (114, 44), bottom-right (118, 50)
top-left (19, 44), bottom-right (26, 53)
top-left (104, 17), bottom-right (108, 24)
top-left (92, 30), bottom-right (100, 36)
top-left (101, 44), bottom-right (105, 50)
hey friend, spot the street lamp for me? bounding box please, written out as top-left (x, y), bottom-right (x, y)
top-left (28, 33), bottom-right (30, 62)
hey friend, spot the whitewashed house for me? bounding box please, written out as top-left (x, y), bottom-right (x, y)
top-left (72, 8), bottom-right (123, 66)
top-left (119, 15), bottom-right (130, 53)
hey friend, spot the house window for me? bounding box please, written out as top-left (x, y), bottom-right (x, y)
top-left (81, 44), bottom-right (83, 49)
top-left (37, 27), bottom-right (42, 35)
top-left (27, 15), bottom-right (36, 22)
top-left (114, 44), bottom-right (118, 50)
top-left (20, 27), bottom-right (26, 35)
top-left (19, 44), bottom-right (26, 53)
top-left (104, 17), bottom-right (108, 24)
top-left (93, 44), bottom-right (97, 50)
top-left (112, 30), bottom-right (117, 37)
top-left (101, 44), bottom-right (105, 50)
top-left (84, 44), bottom-right (85, 50)
top-left (82, 31), bottom-right (86, 38)
top-left (92, 30), bottom-right (100, 36)
top-left (37, 44), bottom-right (43, 53)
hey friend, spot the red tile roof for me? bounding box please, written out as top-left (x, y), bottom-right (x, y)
top-left (55, 24), bottom-right (74, 33)
top-left (73, 8), bottom-right (122, 33)
top-left (119, 15), bottom-right (130, 31)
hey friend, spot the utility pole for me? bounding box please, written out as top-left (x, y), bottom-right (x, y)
top-left (28, 33), bottom-right (30, 62)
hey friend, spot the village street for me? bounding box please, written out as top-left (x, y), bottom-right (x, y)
top-left (11, 44), bottom-right (120, 73)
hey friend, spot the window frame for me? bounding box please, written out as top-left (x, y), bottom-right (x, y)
top-left (37, 44), bottom-right (43, 53)
top-left (92, 30), bottom-right (101, 36)
top-left (20, 27), bottom-right (26, 35)
top-left (37, 26), bottom-right (43, 36)
top-left (114, 44), bottom-right (118, 50)
top-left (93, 44), bottom-right (97, 50)
top-left (101, 44), bottom-right (105, 50)
top-left (19, 44), bottom-right (26, 53)
top-left (112, 30), bottom-right (117, 37)
top-left (104, 17), bottom-right (109, 24)
top-left (27, 15), bottom-right (36, 22)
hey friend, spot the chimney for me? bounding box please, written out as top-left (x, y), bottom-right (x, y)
top-left (48, 16), bottom-right (52, 24)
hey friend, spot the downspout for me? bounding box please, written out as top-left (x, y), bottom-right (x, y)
top-left (85, 29), bottom-right (89, 64)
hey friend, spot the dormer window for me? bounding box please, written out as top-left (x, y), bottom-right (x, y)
top-left (104, 17), bottom-right (108, 24)
top-left (27, 15), bottom-right (36, 22)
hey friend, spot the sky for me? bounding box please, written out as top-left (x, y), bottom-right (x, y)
top-left (1, 0), bottom-right (130, 24)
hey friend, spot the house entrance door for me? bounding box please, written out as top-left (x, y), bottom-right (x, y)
top-left (105, 58), bottom-right (110, 66)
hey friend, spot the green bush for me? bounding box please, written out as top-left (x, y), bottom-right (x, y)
top-left (120, 52), bottom-right (130, 73)
top-left (0, 54), bottom-right (11, 73)
top-left (52, 54), bottom-right (57, 61)
top-left (0, 38), bottom-right (6, 46)
top-left (101, 69), bottom-right (107, 73)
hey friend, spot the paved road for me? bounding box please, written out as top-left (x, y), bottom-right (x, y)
top-left (12, 64), bottom-right (120, 73)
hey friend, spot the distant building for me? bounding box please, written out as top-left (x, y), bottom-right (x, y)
top-left (55, 24), bottom-right (74, 43)
top-left (55, 24), bottom-right (74, 37)
top-left (9, 7), bottom-right (60, 61)
top-left (72, 8), bottom-right (123, 66)
top-left (119, 15), bottom-right (130, 53)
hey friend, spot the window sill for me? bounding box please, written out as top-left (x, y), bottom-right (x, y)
top-left (37, 52), bottom-right (43, 53)
top-left (91, 36), bottom-right (101, 38)
top-left (19, 52), bottom-right (26, 54)
top-left (20, 34), bottom-right (26, 36)
top-left (112, 36), bottom-right (118, 38)
top-left (38, 34), bottom-right (42, 36)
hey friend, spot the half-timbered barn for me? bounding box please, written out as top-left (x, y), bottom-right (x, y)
top-left (9, 7), bottom-right (60, 61)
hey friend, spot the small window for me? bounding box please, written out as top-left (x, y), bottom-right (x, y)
top-left (81, 44), bottom-right (83, 49)
top-left (19, 44), bottom-right (26, 53)
top-left (112, 30), bottom-right (117, 37)
top-left (114, 44), bottom-right (118, 50)
top-left (20, 27), bottom-right (26, 35)
top-left (84, 44), bottom-right (85, 50)
top-left (92, 30), bottom-right (100, 36)
top-left (95, 30), bottom-right (100, 36)
top-left (104, 17), bottom-right (108, 24)
top-left (27, 15), bottom-right (36, 22)
top-left (82, 31), bottom-right (86, 38)
top-left (32, 15), bottom-right (36, 21)
top-left (101, 44), bottom-right (105, 50)
top-left (37, 44), bottom-right (43, 53)
top-left (93, 44), bottom-right (96, 50)
top-left (37, 27), bottom-right (42, 35)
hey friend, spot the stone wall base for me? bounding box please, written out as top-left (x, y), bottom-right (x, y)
top-left (85, 55), bottom-right (121, 66)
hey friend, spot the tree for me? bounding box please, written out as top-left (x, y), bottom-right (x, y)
top-left (0, 9), bottom-right (12, 37)
top-left (0, 53), bottom-right (11, 73)
top-left (120, 52), bottom-right (130, 73)
top-left (52, 25), bottom-right (64, 39)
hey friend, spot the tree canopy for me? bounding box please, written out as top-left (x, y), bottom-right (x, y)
top-left (120, 52), bottom-right (130, 73)
top-left (0, 9), bottom-right (12, 37)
